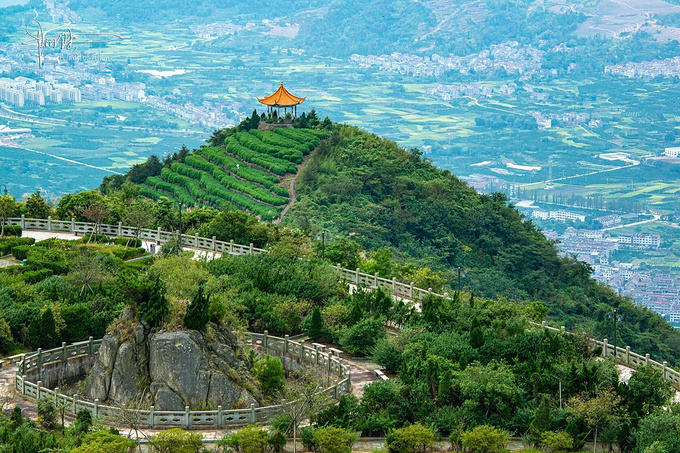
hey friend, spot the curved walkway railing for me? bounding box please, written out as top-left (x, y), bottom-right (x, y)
top-left (2, 332), bottom-right (350, 428)
top-left (4, 216), bottom-right (680, 391)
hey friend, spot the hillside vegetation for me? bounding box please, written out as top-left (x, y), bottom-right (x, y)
top-left (283, 125), bottom-right (680, 365)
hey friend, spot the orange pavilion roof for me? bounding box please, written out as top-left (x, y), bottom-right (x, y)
top-left (258, 82), bottom-right (305, 107)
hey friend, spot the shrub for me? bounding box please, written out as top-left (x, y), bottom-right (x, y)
top-left (184, 284), bottom-right (210, 331)
top-left (137, 276), bottom-right (169, 328)
top-left (314, 426), bottom-right (357, 453)
top-left (385, 423), bottom-right (435, 453)
top-left (37, 398), bottom-right (57, 431)
top-left (300, 426), bottom-right (318, 452)
top-left (71, 431), bottom-right (137, 453)
top-left (11, 245), bottom-right (32, 260)
top-left (541, 431), bottom-right (574, 453)
top-left (372, 339), bottom-right (402, 374)
top-left (73, 409), bottom-right (93, 434)
top-left (340, 317), bottom-right (385, 356)
top-left (460, 425), bottom-right (508, 453)
top-left (0, 237), bottom-right (34, 255)
top-left (21, 268), bottom-right (53, 284)
top-left (150, 428), bottom-right (203, 453)
top-left (3, 225), bottom-right (22, 237)
top-left (221, 425), bottom-right (272, 453)
top-left (253, 354), bottom-right (285, 398)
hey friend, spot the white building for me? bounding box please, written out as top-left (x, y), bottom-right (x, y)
top-left (664, 147), bottom-right (680, 157)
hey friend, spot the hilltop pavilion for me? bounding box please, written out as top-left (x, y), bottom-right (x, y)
top-left (258, 82), bottom-right (305, 119)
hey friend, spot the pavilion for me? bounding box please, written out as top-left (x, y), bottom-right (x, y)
top-left (258, 82), bottom-right (305, 119)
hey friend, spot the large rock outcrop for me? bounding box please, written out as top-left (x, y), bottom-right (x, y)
top-left (86, 321), bottom-right (260, 411)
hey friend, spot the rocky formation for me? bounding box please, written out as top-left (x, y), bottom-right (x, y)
top-left (86, 319), bottom-right (260, 411)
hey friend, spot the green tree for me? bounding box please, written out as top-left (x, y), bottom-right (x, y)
top-left (39, 308), bottom-right (58, 349)
top-left (634, 410), bottom-right (680, 453)
top-left (25, 190), bottom-right (51, 219)
top-left (37, 398), bottom-right (57, 431)
top-left (566, 388), bottom-right (623, 453)
top-left (183, 284), bottom-right (210, 331)
top-left (73, 409), bottom-right (93, 434)
top-left (529, 395), bottom-right (552, 444)
top-left (253, 355), bottom-right (285, 399)
top-left (0, 194), bottom-right (16, 237)
top-left (624, 365), bottom-right (673, 421)
top-left (307, 306), bottom-right (324, 341)
top-left (137, 275), bottom-right (169, 328)
top-left (340, 317), bottom-right (385, 356)
top-left (460, 425), bottom-right (508, 453)
top-left (385, 423), bottom-right (435, 453)
top-left (324, 238), bottom-right (362, 269)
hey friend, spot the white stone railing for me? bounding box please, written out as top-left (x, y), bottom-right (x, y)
top-left (7, 332), bottom-right (350, 428)
top-left (4, 216), bottom-right (680, 390)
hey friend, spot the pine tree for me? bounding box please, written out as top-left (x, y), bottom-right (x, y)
top-left (470, 326), bottom-right (484, 349)
top-left (184, 284), bottom-right (210, 331)
top-left (307, 307), bottom-right (324, 341)
top-left (40, 308), bottom-right (57, 349)
top-left (138, 276), bottom-right (169, 328)
top-left (529, 395), bottom-right (551, 444)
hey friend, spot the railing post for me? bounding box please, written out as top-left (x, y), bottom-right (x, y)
top-left (284, 335), bottom-right (289, 353)
top-left (626, 346), bottom-right (631, 365)
top-left (20, 354), bottom-right (25, 375)
top-left (73, 394), bottom-right (78, 413)
top-left (250, 403), bottom-right (256, 423)
top-left (561, 326), bottom-right (566, 333)
top-left (217, 405), bottom-right (222, 427)
top-left (94, 399), bottom-right (100, 418)
top-left (541, 321), bottom-right (547, 329)
top-left (663, 361), bottom-right (668, 380)
top-left (47, 216), bottom-right (52, 232)
top-left (229, 239), bottom-right (234, 254)
top-left (299, 340), bottom-right (305, 359)
top-left (212, 236), bottom-right (216, 251)
top-left (249, 243), bottom-right (254, 254)
top-left (150, 406), bottom-right (155, 427)
top-left (315, 345), bottom-right (320, 365)
top-left (195, 233), bottom-right (199, 247)
top-left (409, 282), bottom-right (414, 299)
top-left (355, 268), bottom-right (360, 284)
top-left (645, 353), bottom-right (650, 365)
top-left (328, 350), bottom-right (333, 372)
top-left (263, 330), bottom-right (269, 350)
top-left (185, 406), bottom-right (190, 427)
top-left (157, 227), bottom-right (162, 241)
top-left (21, 375), bottom-right (26, 395)
top-left (334, 384), bottom-right (338, 399)
top-left (392, 277), bottom-right (396, 292)
top-left (374, 273), bottom-right (378, 287)
top-left (20, 214), bottom-right (25, 229)
top-left (603, 339), bottom-right (608, 358)
top-left (62, 342), bottom-right (67, 362)
top-left (37, 381), bottom-right (42, 400)
top-left (71, 217), bottom-right (75, 233)
top-left (88, 336), bottom-right (94, 355)
top-left (37, 348), bottom-right (43, 372)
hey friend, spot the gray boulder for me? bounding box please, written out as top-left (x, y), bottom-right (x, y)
top-left (85, 325), bottom-right (260, 411)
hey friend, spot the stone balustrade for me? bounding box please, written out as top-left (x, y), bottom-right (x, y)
top-left (5, 332), bottom-right (350, 428)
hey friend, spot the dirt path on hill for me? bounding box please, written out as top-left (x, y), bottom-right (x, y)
top-left (276, 151), bottom-right (314, 224)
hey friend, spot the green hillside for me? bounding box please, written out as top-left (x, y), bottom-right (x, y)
top-left (283, 125), bottom-right (680, 364)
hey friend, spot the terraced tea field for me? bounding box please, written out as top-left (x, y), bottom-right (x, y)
top-left (138, 127), bottom-right (327, 220)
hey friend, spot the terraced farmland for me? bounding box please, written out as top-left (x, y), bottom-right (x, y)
top-left (139, 127), bottom-right (327, 220)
